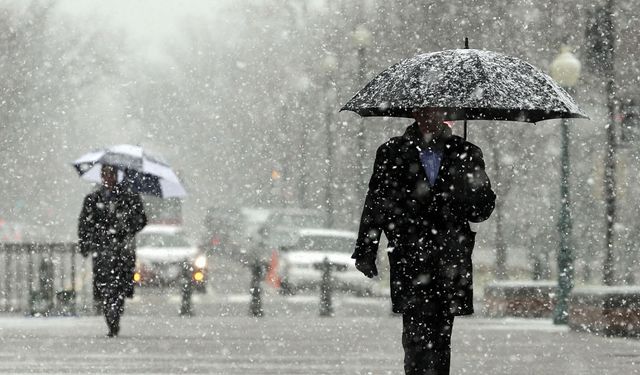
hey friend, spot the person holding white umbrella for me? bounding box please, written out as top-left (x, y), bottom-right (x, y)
top-left (78, 164), bottom-right (147, 337)
top-left (74, 144), bottom-right (187, 337)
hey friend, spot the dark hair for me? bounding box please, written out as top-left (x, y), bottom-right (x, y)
top-left (101, 164), bottom-right (117, 175)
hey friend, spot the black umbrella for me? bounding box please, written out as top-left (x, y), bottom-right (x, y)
top-left (341, 48), bottom-right (588, 126)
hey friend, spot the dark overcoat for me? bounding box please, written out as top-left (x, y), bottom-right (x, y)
top-left (78, 185), bottom-right (147, 300)
top-left (353, 123), bottom-right (496, 316)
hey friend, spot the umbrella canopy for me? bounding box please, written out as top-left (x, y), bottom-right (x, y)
top-left (341, 49), bottom-right (588, 123)
top-left (73, 144), bottom-right (187, 198)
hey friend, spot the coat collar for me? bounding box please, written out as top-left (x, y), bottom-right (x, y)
top-left (401, 122), bottom-right (461, 153)
top-left (97, 184), bottom-right (129, 199)
top-left (400, 122), bottom-right (465, 189)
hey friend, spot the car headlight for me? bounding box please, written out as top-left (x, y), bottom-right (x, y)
top-left (194, 254), bottom-right (207, 269)
top-left (193, 270), bottom-right (205, 282)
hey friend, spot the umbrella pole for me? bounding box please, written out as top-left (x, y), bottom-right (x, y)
top-left (464, 37), bottom-right (469, 140)
top-left (464, 119), bottom-right (468, 141)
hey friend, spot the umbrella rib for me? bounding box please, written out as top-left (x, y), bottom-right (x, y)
top-left (472, 50), bottom-right (493, 109)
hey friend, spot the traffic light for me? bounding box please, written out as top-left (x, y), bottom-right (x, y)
top-left (271, 169), bottom-right (281, 181)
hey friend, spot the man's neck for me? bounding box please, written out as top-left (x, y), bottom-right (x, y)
top-left (423, 133), bottom-right (447, 151)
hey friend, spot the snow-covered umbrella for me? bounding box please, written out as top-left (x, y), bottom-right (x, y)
top-left (72, 144), bottom-right (187, 198)
top-left (341, 48), bottom-right (588, 127)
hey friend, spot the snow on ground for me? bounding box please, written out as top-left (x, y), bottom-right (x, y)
top-left (1, 288), bottom-right (639, 374)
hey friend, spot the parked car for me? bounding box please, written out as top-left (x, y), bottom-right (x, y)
top-left (278, 228), bottom-right (376, 296)
top-left (260, 208), bottom-right (328, 250)
top-left (200, 206), bottom-right (245, 258)
top-left (134, 224), bottom-right (208, 292)
top-left (200, 206), bottom-right (272, 261)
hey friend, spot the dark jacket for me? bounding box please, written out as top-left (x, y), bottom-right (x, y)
top-left (78, 185), bottom-right (147, 298)
top-left (353, 123), bottom-right (495, 315)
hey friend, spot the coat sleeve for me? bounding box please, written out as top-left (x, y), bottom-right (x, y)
top-left (463, 144), bottom-right (496, 223)
top-left (78, 195), bottom-right (95, 258)
top-left (352, 143), bottom-right (391, 260)
top-left (115, 192), bottom-right (148, 241)
top-left (126, 193), bottom-right (147, 237)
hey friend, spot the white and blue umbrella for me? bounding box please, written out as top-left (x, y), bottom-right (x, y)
top-left (72, 144), bottom-right (187, 198)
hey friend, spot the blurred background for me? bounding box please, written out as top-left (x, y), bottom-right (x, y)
top-left (0, 0), bottom-right (639, 285)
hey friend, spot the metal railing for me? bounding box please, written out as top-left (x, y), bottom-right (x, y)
top-left (0, 243), bottom-right (93, 316)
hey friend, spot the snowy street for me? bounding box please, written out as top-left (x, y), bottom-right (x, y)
top-left (1, 1), bottom-right (640, 374)
top-left (1, 288), bottom-right (639, 374)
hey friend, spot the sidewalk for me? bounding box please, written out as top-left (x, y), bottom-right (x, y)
top-left (0, 290), bottom-right (638, 374)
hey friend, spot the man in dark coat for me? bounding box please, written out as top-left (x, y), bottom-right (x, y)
top-left (353, 109), bottom-right (495, 375)
top-left (79, 165), bottom-right (147, 337)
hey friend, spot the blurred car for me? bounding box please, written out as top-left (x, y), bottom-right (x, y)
top-left (240, 207), bottom-right (273, 240)
top-left (260, 208), bottom-right (328, 251)
top-left (200, 206), bottom-right (245, 258)
top-left (134, 224), bottom-right (208, 292)
top-left (278, 228), bottom-right (376, 296)
top-left (200, 206), bottom-right (273, 261)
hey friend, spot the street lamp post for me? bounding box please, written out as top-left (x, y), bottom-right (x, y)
top-left (352, 25), bottom-right (372, 202)
top-left (603, 77), bottom-right (618, 286)
top-left (322, 54), bottom-right (338, 228)
top-left (584, 0), bottom-right (617, 285)
top-left (601, 0), bottom-right (618, 286)
top-left (550, 47), bottom-right (581, 325)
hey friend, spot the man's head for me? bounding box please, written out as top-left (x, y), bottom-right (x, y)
top-left (412, 108), bottom-right (450, 142)
top-left (101, 165), bottom-right (118, 190)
